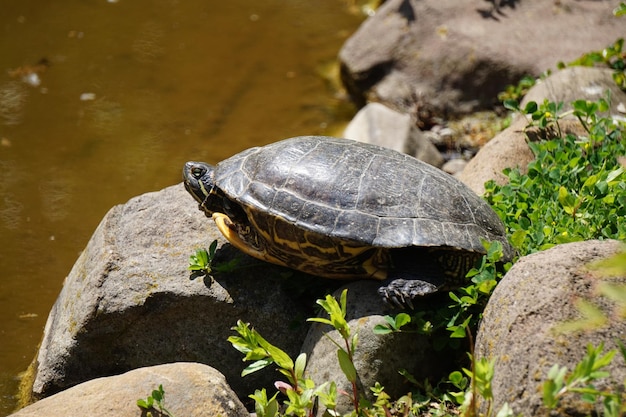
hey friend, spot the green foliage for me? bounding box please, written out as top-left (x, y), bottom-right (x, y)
top-left (428, 93), bottom-right (625, 415)
top-left (460, 355), bottom-right (495, 416)
top-left (228, 320), bottom-right (295, 378)
top-left (229, 318), bottom-right (326, 417)
top-left (137, 385), bottom-right (175, 417)
top-left (485, 97), bottom-right (626, 257)
top-left (228, 289), bottom-right (373, 416)
top-left (497, 95), bottom-right (626, 416)
top-left (188, 239), bottom-right (240, 276)
top-left (542, 343), bottom-right (626, 416)
top-left (249, 389), bottom-right (280, 417)
top-left (445, 240), bottom-right (510, 341)
top-left (372, 312), bottom-right (411, 335)
top-left (228, 290), bottom-right (471, 416)
top-left (497, 75), bottom-right (536, 103)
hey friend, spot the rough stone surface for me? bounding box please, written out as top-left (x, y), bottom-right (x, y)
top-left (457, 116), bottom-right (534, 195)
top-left (343, 102), bottom-right (443, 167)
top-left (302, 281), bottom-right (462, 415)
top-left (28, 184), bottom-right (310, 402)
top-left (521, 66), bottom-right (626, 116)
top-left (12, 363), bottom-right (248, 417)
top-left (340, 0), bottom-right (623, 117)
top-left (475, 240), bottom-right (626, 416)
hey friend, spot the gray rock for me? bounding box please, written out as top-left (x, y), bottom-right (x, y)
top-left (475, 240), bottom-right (626, 416)
top-left (457, 116), bottom-right (534, 195)
top-left (302, 281), bottom-right (459, 415)
top-left (12, 363), bottom-right (248, 417)
top-left (343, 102), bottom-right (443, 167)
top-left (521, 66), bottom-right (626, 116)
top-left (28, 183), bottom-right (309, 401)
top-left (340, 0), bottom-right (624, 117)
top-left (442, 158), bottom-right (467, 176)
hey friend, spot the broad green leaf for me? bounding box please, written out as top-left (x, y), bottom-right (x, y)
top-left (208, 239), bottom-right (218, 259)
top-left (337, 348), bottom-right (357, 383)
top-left (542, 379), bottom-right (558, 408)
top-left (257, 336), bottom-right (293, 370)
top-left (448, 370), bottom-right (467, 389)
top-left (523, 100), bottom-right (538, 114)
top-left (503, 99), bottom-right (520, 112)
top-left (372, 324), bottom-right (393, 335)
top-left (294, 353), bottom-right (307, 380)
top-left (394, 313), bottom-right (411, 329)
top-left (242, 359), bottom-right (273, 377)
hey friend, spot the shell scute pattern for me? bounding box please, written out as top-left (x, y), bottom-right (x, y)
top-left (217, 137), bottom-right (505, 254)
top-left (183, 136), bottom-right (515, 307)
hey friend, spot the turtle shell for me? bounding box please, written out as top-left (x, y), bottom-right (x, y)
top-left (212, 136), bottom-right (513, 260)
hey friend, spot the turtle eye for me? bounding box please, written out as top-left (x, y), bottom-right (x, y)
top-left (191, 166), bottom-right (205, 179)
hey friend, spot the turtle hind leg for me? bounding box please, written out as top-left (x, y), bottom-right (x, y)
top-left (377, 273), bottom-right (446, 310)
top-left (378, 248), bottom-right (483, 309)
top-left (376, 248), bottom-right (454, 309)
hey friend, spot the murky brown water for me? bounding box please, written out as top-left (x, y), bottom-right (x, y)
top-left (0, 1), bottom-right (363, 413)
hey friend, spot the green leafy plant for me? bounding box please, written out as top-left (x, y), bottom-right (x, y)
top-left (436, 94), bottom-right (625, 415)
top-left (228, 290), bottom-right (365, 417)
top-left (137, 385), bottom-right (175, 417)
top-left (445, 240), bottom-right (510, 341)
top-left (307, 290), bottom-right (361, 413)
top-left (372, 312), bottom-right (411, 335)
top-left (228, 289), bottom-right (421, 416)
top-left (486, 97), bottom-right (626, 257)
top-left (497, 75), bottom-right (536, 103)
top-left (228, 319), bottom-right (323, 417)
top-left (188, 239), bottom-right (240, 276)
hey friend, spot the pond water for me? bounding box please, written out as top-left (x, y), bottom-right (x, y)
top-left (0, 1), bottom-right (363, 413)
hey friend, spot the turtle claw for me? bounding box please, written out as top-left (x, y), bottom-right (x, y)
top-left (378, 288), bottom-right (415, 310)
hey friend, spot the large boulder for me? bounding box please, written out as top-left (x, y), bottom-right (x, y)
top-left (475, 240), bottom-right (626, 416)
top-left (12, 363), bottom-right (248, 417)
top-left (340, 0), bottom-right (624, 117)
top-left (25, 184), bottom-right (311, 402)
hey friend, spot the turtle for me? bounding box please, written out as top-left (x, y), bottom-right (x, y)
top-left (183, 136), bottom-right (513, 308)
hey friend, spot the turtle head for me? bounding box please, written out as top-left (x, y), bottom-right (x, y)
top-left (183, 161), bottom-right (223, 215)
